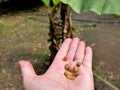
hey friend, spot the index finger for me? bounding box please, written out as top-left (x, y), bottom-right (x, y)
top-left (48, 38), bottom-right (72, 72)
top-left (54, 38), bottom-right (72, 63)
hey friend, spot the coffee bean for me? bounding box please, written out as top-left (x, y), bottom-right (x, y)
top-left (65, 64), bottom-right (72, 72)
top-left (64, 70), bottom-right (72, 76)
top-left (73, 65), bottom-right (79, 73)
top-left (66, 74), bottom-right (76, 80)
top-left (63, 55), bottom-right (67, 61)
top-left (77, 62), bottom-right (81, 67)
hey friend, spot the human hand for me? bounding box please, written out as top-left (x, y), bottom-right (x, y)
top-left (19, 38), bottom-right (94, 90)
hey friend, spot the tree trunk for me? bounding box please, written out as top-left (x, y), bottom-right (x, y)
top-left (48, 3), bottom-right (73, 61)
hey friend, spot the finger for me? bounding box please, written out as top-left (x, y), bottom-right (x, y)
top-left (71, 41), bottom-right (85, 68)
top-left (19, 60), bottom-right (36, 82)
top-left (54, 38), bottom-right (72, 61)
top-left (74, 41), bottom-right (85, 63)
top-left (49, 38), bottom-right (72, 72)
top-left (83, 47), bottom-right (93, 69)
top-left (67, 37), bottom-right (80, 64)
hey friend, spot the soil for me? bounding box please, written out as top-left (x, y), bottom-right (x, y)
top-left (0, 7), bottom-right (50, 90)
top-left (73, 11), bottom-right (120, 89)
top-left (0, 7), bottom-right (120, 90)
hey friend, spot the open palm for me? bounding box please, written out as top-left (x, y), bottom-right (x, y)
top-left (19, 38), bottom-right (94, 90)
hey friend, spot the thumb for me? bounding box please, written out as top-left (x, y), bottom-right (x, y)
top-left (19, 60), bottom-right (36, 82)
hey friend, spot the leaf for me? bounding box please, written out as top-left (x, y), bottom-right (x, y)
top-left (61, 0), bottom-right (120, 15)
top-left (42, 0), bottom-right (61, 7)
top-left (41, 0), bottom-right (50, 7)
top-left (53, 0), bottom-right (61, 5)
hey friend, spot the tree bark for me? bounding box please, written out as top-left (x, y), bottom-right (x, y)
top-left (48, 3), bottom-right (74, 61)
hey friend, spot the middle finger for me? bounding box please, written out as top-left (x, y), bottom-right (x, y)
top-left (67, 38), bottom-right (80, 65)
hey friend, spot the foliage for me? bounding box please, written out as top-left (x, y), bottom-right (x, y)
top-left (42, 0), bottom-right (120, 15)
top-left (41, 0), bottom-right (60, 7)
top-left (41, 0), bottom-right (120, 60)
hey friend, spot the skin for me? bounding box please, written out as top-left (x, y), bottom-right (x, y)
top-left (19, 37), bottom-right (94, 90)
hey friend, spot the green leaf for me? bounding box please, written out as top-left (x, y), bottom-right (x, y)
top-left (61, 0), bottom-right (120, 15)
top-left (41, 0), bottom-right (50, 7)
top-left (41, 0), bottom-right (60, 7)
top-left (53, 0), bottom-right (61, 5)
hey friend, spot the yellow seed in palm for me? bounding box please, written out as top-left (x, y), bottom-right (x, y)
top-left (68, 66), bottom-right (73, 72)
top-left (65, 64), bottom-right (72, 72)
top-left (65, 64), bottom-right (69, 69)
top-left (64, 70), bottom-right (72, 76)
top-left (66, 74), bottom-right (76, 80)
top-left (63, 55), bottom-right (67, 61)
top-left (73, 65), bottom-right (79, 73)
top-left (77, 62), bottom-right (81, 67)
top-left (72, 72), bottom-right (79, 77)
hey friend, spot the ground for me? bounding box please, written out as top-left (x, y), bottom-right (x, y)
top-left (73, 11), bottom-right (120, 89)
top-left (0, 7), bottom-right (50, 90)
top-left (0, 7), bottom-right (120, 90)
